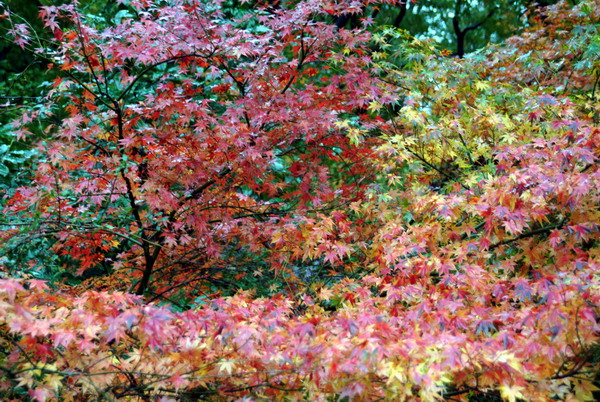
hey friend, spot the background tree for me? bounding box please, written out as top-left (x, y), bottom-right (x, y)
top-left (371, 0), bottom-right (553, 57)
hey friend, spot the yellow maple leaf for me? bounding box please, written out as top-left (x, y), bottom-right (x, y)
top-left (317, 287), bottom-right (334, 301)
top-left (574, 379), bottom-right (600, 401)
top-left (385, 362), bottom-right (407, 385)
top-left (499, 384), bottom-right (525, 402)
top-left (44, 373), bottom-right (63, 391)
top-left (474, 80), bottom-right (491, 91)
top-left (218, 360), bottom-right (235, 374)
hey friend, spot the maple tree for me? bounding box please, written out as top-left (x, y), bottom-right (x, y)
top-left (0, 0), bottom-right (599, 400)
top-left (1, 0), bottom-right (385, 300)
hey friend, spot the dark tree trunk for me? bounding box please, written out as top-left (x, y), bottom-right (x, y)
top-left (455, 30), bottom-right (466, 58)
top-left (452, 0), bottom-right (496, 58)
top-left (393, 1), bottom-right (408, 27)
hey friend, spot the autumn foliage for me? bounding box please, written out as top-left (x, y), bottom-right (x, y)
top-left (0, 0), bottom-right (599, 400)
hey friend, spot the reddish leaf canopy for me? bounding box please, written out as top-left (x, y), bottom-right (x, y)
top-left (3, 0), bottom-right (388, 297)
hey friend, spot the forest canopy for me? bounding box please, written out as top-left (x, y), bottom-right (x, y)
top-left (0, 0), bottom-right (599, 400)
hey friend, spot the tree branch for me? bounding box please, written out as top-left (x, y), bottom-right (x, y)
top-left (490, 219), bottom-right (567, 249)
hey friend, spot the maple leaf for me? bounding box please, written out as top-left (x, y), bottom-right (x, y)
top-left (0, 279), bottom-right (25, 302)
top-left (44, 373), bottom-right (63, 392)
top-left (29, 386), bottom-right (53, 402)
top-left (218, 360), bottom-right (235, 375)
top-left (317, 287), bottom-right (334, 301)
top-left (498, 384), bottom-right (525, 402)
top-left (8, 23), bottom-right (31, 48)
top-left (573, 379), bottom-right (600, 401)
